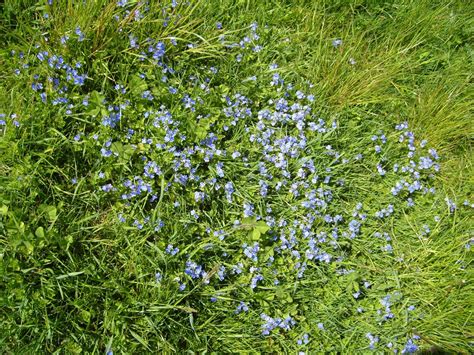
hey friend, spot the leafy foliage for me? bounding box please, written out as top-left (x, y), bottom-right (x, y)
top-left (0, 0), bottom-right (472, 353)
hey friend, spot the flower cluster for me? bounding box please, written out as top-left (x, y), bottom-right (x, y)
top-left (4, 2), bottom-right (471, 352)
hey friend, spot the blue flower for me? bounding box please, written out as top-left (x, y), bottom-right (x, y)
top-left (243, 242), bottom-right (259, 262)
top-left (261, 314), bottom-right (295, 335)
top-left (166, 244), bottom-right (179, 256)
top-left (250, 274), bottom-right (263, 289)
top-left (184, 260), bottom-right (203, 279)
top-left (366, 333), bottom-right (379, 349)
top-left (402, 339), bottom-right (418, 354)
top-left (235, 301), bottom-right (249, 314)
top-left (101, 184), bottom-right (115, 192)
top-left (243, 202), bottom-right (254, 217)
top-left (155, 272), bottom-right (162, 283)
top-left (190, 210), bottom-right (199, 219)
top-left (332, 38), bottom-right (343, 48)
top-left (75, 26), bottom-right (85, 41)
top-left (216, 162), bottom-right (224, 177)
top-left (142, 90), bottom-right (154, 100)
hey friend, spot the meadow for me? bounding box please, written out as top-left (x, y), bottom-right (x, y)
top-left (0, 0), bottom-right (473, 353)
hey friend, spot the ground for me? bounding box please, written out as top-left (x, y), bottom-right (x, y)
top-left (0, 0), bottom-right (472, 353)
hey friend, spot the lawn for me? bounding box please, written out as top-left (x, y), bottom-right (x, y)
top-left (1, 0), bottom-right (473, 353)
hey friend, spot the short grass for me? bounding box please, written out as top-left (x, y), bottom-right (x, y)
top-left (1, 0), bottom-right (473, 353)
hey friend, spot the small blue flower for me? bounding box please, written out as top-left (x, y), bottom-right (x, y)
top-left (243, 242), bottom-right (259, 262)
top-left (243, 202), bottom-right (254, 217)
top-left (366, 333), bottom-right (379, 350)
top-left (235, 301), bottom-right (249, 314)
top-left (75, 26), bottom-right (85, 41)
top-left (190, 210), bottom-right (199, 219)
top-left (402, 339), bottom-right (418, 354)
top-left (332, 38), bottom-right (343, 48)
top-left (165, 244), bottom-right (179, 256)
top-left (155, 272), bottom-right (162, 283)
top-left (250, 274), bottom-right (263, 289)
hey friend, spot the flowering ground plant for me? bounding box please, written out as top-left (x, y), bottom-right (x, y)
top-left (1, 0), bottom-right (472, 353)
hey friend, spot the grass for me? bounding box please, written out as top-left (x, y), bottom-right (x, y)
top-left (0, 0), bottom-right (472, 353)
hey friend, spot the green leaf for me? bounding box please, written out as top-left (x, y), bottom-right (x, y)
top-left (129, 74), bottom-right (148, 96)
top-left (129, 330), bottom-right (149, 349)
top-left (39, 204), bottom-right (57, 221)
top-left (65, 341), bottom-right (82, 354)
top-left (0, 205), bottom-right (8, 215)
top-left (110, 141), bottom-right (123, 154)
top-left (22, 240), bottom-right (34, 255)
top-left (255, 221), bottom-right (270, 234)
top-left (46, 206), bottom-right (57, 221)
top-left (239, 217), bottom-right (257, 230)
top-left (251, 229), bottom-right (261, 240)
top-left (90, 90), bottom-right (105, 107)
top-left (85, 107), bottom-right (100, 117)
top-left (80, 309), bottom-right (91, 323)
top-left (353, 282), bottom-right (360, 292)
top-left (242, 217), bottom-right (256, 224)
top-left (56, 271), bottom-right (85, 280)
top-left (35, 226), bottom-right (45, 238)
top-left (111, 142), bottom-right (135, 163)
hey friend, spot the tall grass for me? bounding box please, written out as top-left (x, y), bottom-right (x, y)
top-left (1, 0), bottom-right (472, 353)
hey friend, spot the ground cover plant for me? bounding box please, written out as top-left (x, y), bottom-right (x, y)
top-left (1, 0), bottom-right (473, 353)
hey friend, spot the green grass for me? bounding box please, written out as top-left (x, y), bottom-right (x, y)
top-left (1, 0), bottom-right (472, 353)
